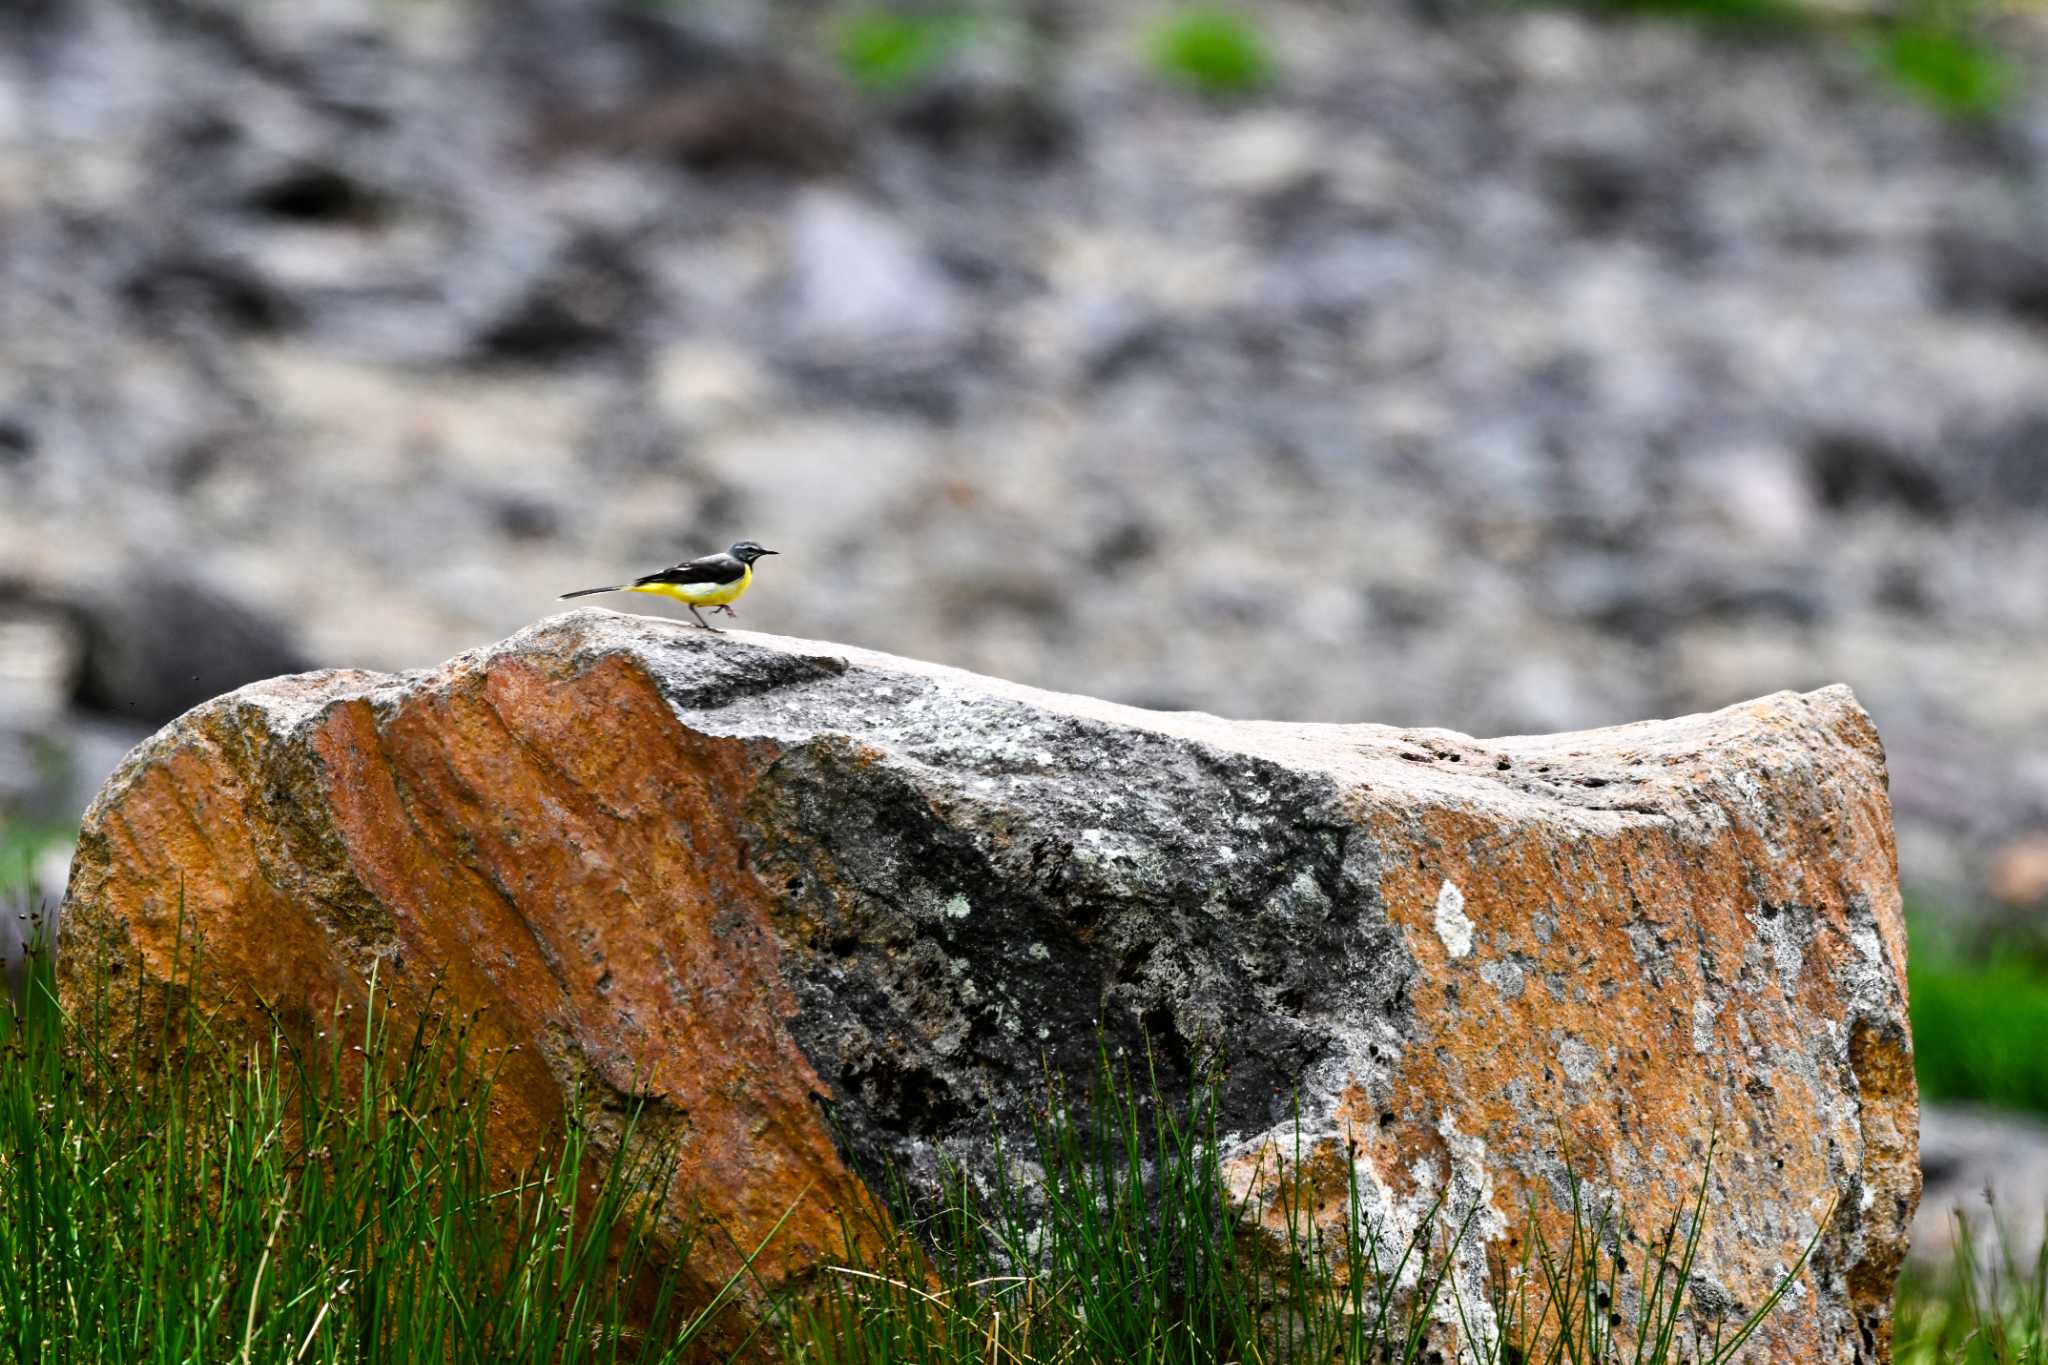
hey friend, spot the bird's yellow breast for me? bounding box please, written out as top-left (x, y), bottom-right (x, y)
top-left (627, 561), bottom-right (752, 606)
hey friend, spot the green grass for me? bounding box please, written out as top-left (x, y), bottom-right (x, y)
top-left (817, 0), bottom-right (2017, 116)
top-left (1890, 907), bottom-right (2048, 1362)
top-left (1911, 954), bottom-right (2048, 1111)
top-left (1569, 0), bottom-right (1809, 29)
top-left (1513, 0), bottom-right (2018, 116)
top-left (5, 910), bottom-right (2037, 1362)
top-left (3, 936), bottom-right (1834, 1364)
top-left (1896, 1206), bottom-right (2048, 1364)
top-left (1909, 909), bottom-right (2048, 1114)
top-left (0, 940), bottom-right (771, 1363)
top-left (782, 1049), bottom-right (1826, 1363)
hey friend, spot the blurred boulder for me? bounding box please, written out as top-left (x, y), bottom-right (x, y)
top-left (1965, 410), bottom-right (2048, 511)
top-left (1199, 112), bottom-right (1324, 201)
top-left (1933, 219), bottom-right (2048, 326)
top-left (1534, 120), bottom-right (1674, 238)
top-left (1805, 428), bottom-right (1953, 520)
top-left (887, 74), bottom-right (1072, 163)
top-left (474, 232), bottom-right (652, 362)
top-left (542, 69), bottom-right (856, 176)
top-left (64, 570), bottom-right (311, 724)
top-left (0, 600), bottom-right (153, 827)
top-left (33, 842), bottom-right (71, 909)
top-left (1989, 833), bottom-right (2048, 909)
top-left (0, 606), bottom-right (76, 712)
top-left (649, 340), bottom-right (778, 431)
top-left (782, 189), bottom-right (966, 358)
top-left (775, 188), bottom-right (972, 411)
top-left (1682, 444), bottom-right (1823, 547)
top-left (1549, 550), bottom-right (1829, 644)
top-left (122, 251), bottom-right (300, 334)
top-left (1913, 1105), bottom-right (2048, 1270)
top-left (491, 0), bottom-right (853, 167)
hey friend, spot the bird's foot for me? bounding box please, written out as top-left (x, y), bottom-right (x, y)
top-left (712, 604), bottom-right (737, 618)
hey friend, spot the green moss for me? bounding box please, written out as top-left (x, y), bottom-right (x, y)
top-left (1871, 20), bottom-right (2017, 118)
top-left (833, 6), bottom-right (972, 96)
top-left (1148, 6), bottom-right (1274, 96)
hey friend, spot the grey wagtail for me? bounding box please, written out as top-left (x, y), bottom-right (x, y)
top-left (560, 540), bottom-right (778, 631)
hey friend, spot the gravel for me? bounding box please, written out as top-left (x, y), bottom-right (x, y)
top-left (1, 0), bottom-right (2046, 916)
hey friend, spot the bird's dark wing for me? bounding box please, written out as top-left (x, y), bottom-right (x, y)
top-left (634, 553), bottom-right (745, 587)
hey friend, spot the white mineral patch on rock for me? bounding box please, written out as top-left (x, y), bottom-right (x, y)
top-left (1434, 879), bottom-right (1474, 958)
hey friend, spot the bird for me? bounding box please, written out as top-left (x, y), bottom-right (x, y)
top-left (560, 540), bottom-right (779, 631)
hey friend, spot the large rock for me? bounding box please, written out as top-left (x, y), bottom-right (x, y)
top-left (59, 610), bottom-right (1917, 1358)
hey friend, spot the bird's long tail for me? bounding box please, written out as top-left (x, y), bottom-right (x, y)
top-left (559, 585), bottom-right (624, 600)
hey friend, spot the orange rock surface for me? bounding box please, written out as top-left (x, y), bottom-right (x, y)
top-left (60, 610), bottom-right (1916, 1358)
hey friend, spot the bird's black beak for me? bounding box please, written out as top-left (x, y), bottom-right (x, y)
top-left (759, 548), bottom-right (780, 555)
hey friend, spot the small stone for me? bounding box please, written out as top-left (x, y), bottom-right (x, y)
top-left (1685, 444), bottom-right (1820, 547)
top-left (781, 189), bottom-right (965, 359)
top-left (649, 341), bottom-right (775, 430)
top-left (1988, 834), bottom-right (2048, 909)
top-left (1196, 112), bottom-right (1323, 198)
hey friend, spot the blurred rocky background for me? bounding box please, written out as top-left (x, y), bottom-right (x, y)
top-left (0, 0), bottom-right (2045, 1256)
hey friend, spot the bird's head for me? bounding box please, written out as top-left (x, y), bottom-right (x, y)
top-left (729, 540), bottom-right (779, 564)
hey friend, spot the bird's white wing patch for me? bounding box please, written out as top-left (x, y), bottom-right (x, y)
top-left (660, 579), bottom-right (729, 601)
top-left (628, 569), bottom-right (748, 606)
